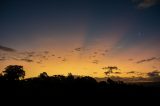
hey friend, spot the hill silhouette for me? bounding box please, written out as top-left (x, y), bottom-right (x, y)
top-left (0, 65), bottom-right (160, 100)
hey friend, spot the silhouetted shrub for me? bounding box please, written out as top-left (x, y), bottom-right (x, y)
top-left (39, 72), bottom-right (49, 79)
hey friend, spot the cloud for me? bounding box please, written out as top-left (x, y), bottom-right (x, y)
top-left (0, 45), bottom-right (16, 52)
top-left (93, 72), bottom-right (97, 74)
top-left (128, 59), bottom-right (134, 61)
top-left (52, 54), bottom-right (55, 56)
top-left (147, 70), bottom-right (160, 77)
top-left (126, 71), bottom-right (145, 77)
top-left (97, 70), bottom-right (160, 83)
top-left (74, 48), bottom-right (81, 51)
top-left (127, 71), bottom-right (136, 74)
top-left (105, 50), bottom-right (109, 52)
top-left (12, 57), bottom-right (33, 63)
top-left (12, 57), bottom-right (20, 61)
top-left (44, 51), bottom-right (49, 54)
top-left (0, 57), bottom-right (6, 61)
top-left (20, 58), bottom-right (33, 62)
top-left (104, 71), bottom-right (110, 76)
top-left (147, 70), bottom-right (160, 81)
top-left (136, 57), bottom-right (158, 64)
top-left (136, 59), bottom-right (147, 64)
top-left (92, 60), bottom-right (99, 64)
top-left (133, 0), bottom-right (159, 9)
top-left (114, 72), bottom-right (121, 74)
top-left (62, 58), bottom-right (67, 62)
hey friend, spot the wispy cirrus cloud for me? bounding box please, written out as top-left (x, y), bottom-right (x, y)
top-left (0, 45), bottom-right (16, 52)
top-left (127, 71), bottom-right (136, 74)
top-left (20, 58), bottom-right (34, 62)
top-left (0, 57), bottom-right (6, 61)
top-left (133, 0), bottom-right (159, 9)
top-left (136, 57), bottom-right (159, 64)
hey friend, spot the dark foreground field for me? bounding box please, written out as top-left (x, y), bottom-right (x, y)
top-left (0, 65), bottom-right (160, 102)
top-left (1, 76), bottom-right (160, 98)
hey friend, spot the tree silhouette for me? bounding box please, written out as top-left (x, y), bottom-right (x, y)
top-left (107, 78), bottom-right (116, 85)
top-left (67, 73), bottom-right (74, 80)
top-left (0, 73), bottom-right (5, 80)
top-left (3, 65), bottom-right (25, 80)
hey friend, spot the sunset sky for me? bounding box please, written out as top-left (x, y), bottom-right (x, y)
top-left (0, 0), bottom-right (160, 78)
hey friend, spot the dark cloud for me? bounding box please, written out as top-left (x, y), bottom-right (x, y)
top-left (20, 58), bottom-right (33, 62)
top-left (128, 59), bottom-right (134, 61)
top-left (127, 71), bottom-right (136, 74)
top-left (58, 57), bottom-right (61, 59)
top-left (74, 48), bottom-right (81, 51)
top-left (37, 61), bottom-right (42, 64)
top-left (93, 72), bottom-right (97, 74)
top-left (25, 52), bottom-right (35, 57)
top-left (11, 57), bottom-right (19, 61)
top-left (18, 51), bottom-right (35, 58)
top-left (0, 45), bottom-right (16, 52)
top-left (136, 59), bottom-right (146, 64)
top-left (133, 0), bottom-right (159, 9)
top-left (94, 52), bottom-right (97, 54)
top-left (136, 57), bottom-right (158, 64)
top-left (62, 58), bottom-right (67, 62)
top-left (101, 53), bottom-right (105, 56)
top-left (0, 57), bottom-right (6, 61)
top-left (105, 50), bottom-right (108, 52)
top-left (104, 71), bottom-right (110, 76)
top-left (92, 55), bottom-right (96, 58)
top-left (102, 66), bottom-right (119, 71)
top-left (11, 57), bottom-right (33, 63)
top-left (147, 70), bottom-right (160, 82)
top-left (136, 72), bottom-right (145, 76)
top-left (44, 51), bottom-right (49, 54)
top-left (42, 56), bottom-right (47, 58)
top-left (114, 72), bottom-right (121, 74)
top-left (147, 70), bottom-right (160, 77)
top-left (126, 71), bottom-right (145, 76)
top-left (147, 57), bottom-right (157, 61)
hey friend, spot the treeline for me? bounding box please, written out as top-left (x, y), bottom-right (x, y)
top-left (0, 65), bottom-right (160, 97)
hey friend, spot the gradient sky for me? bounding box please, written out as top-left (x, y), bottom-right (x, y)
top-left (0, 0), bottom-right (160, 78)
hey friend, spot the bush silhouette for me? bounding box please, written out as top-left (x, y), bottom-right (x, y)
top-left (2, 65), bottom-right (25, 80)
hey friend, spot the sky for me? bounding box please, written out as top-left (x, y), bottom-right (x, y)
top-left (0, 0), bottom-right (160, 79)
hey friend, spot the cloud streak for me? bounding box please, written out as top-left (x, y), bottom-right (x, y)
top-left (20, 58), bottom-right (34, 62)
top-left (0, 45), bottom-right (16, 52)
top-left (133, 0), bottom-right (159, 9)
top-left (0, 57), bottom-right (6, 61)
top-left (136, 57), bottom-right (159, 64)
top-left (127, 71), bottom-right (136, 74)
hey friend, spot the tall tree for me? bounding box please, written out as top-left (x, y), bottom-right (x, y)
top-left (3, 65), bottom-right (25, 80)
